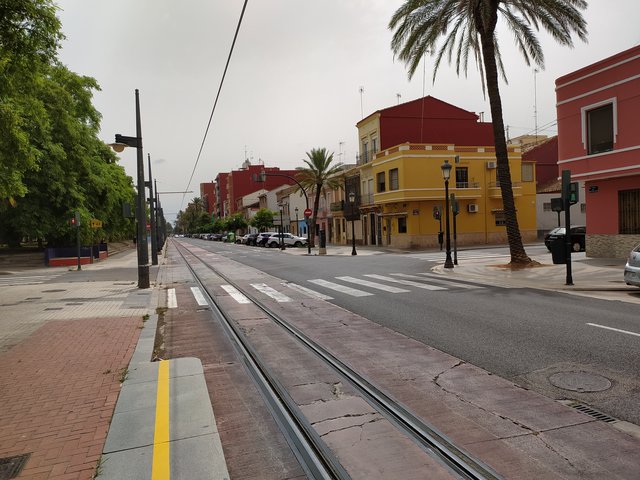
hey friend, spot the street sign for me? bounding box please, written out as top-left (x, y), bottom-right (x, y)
top-left (90, 219), bottom-right (103, 229)
top-left (303, 208), bottom-right (312, 217)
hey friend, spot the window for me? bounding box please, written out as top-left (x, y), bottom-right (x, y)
top-left (543, 202), bottom-right (552, 212)
top-left (377, 172), bottom-right (386, 192)
top-left (362, 140), bottom-right (369, 162)
top-left (494, 211), bottom-right (506, 226)
top-left (619, 189), bottom-right (640, 234)
top-left (398, 217), bottom-right (407, 233)
top-left (389, 168), bottom-right (399, 190)
top-left (580, 203), bottom-right (586, 214)
top-left (372, 137), bottom-right (378, 155)
top-left (521, 163), bottom-right (534, 182)
top-left (455, 167), bottom-right (468, 188)
top-left (587, 103), bottom-right (614, 154)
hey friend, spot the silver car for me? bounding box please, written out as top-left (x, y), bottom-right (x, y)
top-left (624, 244), bottom-right (640, 287)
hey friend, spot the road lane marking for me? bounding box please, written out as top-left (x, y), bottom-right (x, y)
top-left (250, 283), bottom-right (292, 302)
top-left (396, 273), bottom-right (483, 289)
top-left (283, 282), bottom-right (334, 300)
top-left (364, 274), bottom-right (446, 291)
top-left (221, 285), bottom-right (251, 304)
top-left (190, 287), bottom-right (208, 306)
top-left (586, 323), bottom-right (640, 338)
top-left (336, 276), bottom-right (410, 293)
top-left (152, 360), bottom-right (170, 480)
top-left (167, 288), bottom-right (177, 308)
top-left (308, 279), bottom-right (374, 297)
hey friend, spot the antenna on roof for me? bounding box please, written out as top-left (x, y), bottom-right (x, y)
top-left (396, 93), bottom-right (401, 105)
top-left (359, 86), bottom-right (364, 118)
top-left (534, 68), bottom-right (539, 144)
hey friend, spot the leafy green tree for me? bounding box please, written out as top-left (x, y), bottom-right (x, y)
top-left (296, 148), bottom-right (344, 247)
top-left (226, 213), bottom-right (248, 233)
top-left (389, 0), bottom-right (587, 264)
top-left (250, 208), bottom-right (275, 231)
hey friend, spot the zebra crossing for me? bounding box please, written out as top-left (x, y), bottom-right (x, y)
top-left (0, 273), bottom-right (64, 286)
top-left (406, 251), bottom-right (510, 262)
top-left (220, 272), bottom-right (489, 304)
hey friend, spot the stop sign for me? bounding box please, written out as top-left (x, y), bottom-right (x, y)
top-left (303, 208), bottom-right (312, 217)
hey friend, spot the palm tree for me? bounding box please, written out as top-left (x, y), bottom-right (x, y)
top-left (296, 148), bottom-right (344, 247)
top-left (389, 0), bottom-right (587, 264)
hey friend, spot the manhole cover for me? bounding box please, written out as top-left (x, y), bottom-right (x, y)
top-left (549, 372), bottom-right (612, 392)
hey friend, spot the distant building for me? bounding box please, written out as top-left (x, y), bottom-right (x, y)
top-left (556, 44), bottom-right (640, 257)
top-left (199, 181), bottom-right (216, 216)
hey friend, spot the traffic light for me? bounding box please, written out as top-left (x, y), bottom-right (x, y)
top-left (568, 182), bottom-right (579, 205)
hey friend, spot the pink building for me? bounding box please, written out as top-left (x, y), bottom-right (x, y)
top-left (556, 45), bottom-right (640, 257)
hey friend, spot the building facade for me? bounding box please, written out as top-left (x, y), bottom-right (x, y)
top-left (556, 45), bottom-right (640, 257)
top-left (350, 96), bottom-right (536, 248)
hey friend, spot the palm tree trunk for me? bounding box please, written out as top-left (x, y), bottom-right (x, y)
top-left (478, 12), bottom-right (531, 264)
top-left (309, 187), bottom-right (322, 248)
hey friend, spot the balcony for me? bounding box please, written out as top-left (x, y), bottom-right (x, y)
top-left (330, 200), bottom-right (345, 212)
top-left (356, 148), bottom-right (378, 165)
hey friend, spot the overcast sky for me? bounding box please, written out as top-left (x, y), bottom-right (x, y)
top-left (55, 0), bottom-right (639, 224)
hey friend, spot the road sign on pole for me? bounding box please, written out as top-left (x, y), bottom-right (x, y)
top-left (303, 208), bottom-right (312, 217)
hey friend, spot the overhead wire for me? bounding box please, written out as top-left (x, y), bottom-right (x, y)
top-left (180, 0), bottom-right (249, 211)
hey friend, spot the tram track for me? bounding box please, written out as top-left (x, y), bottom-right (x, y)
top-left (173, 240), bottom-right (502, 480)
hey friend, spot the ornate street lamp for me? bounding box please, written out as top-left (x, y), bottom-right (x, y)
top-left (110, 89), bottom-right (150, 288)
top-left (294, 207), bottom-right (299, 236)
top-left (441, 160), bottom-right (454, 269)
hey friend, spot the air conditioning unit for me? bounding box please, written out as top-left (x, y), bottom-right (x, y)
top-left (468, 204), bottom-right (479, 213)
top-left (486, 161), bottom-right (497, 169)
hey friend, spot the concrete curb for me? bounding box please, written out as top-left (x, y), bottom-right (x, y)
top-left (100, 278), bottom-right (229, 479)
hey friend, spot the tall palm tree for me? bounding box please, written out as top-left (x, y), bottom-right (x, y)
top-left (389, 0), bottom-right (587, 264)
top-left (296, 148), bottom-right (344, 247)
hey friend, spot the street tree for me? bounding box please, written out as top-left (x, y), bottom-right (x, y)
top-left (296, 148), bottom-right (344, 247)
top-left (250, 208), bottom-right (276, 232)
top-left (389, 0), bottom-right (587, 264)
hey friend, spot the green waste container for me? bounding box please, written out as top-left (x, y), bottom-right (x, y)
top-left (227, 232), bottom-right (235, 243)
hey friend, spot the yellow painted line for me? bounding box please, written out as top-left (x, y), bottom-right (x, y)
top-left (152, 360), bottom-right (170, 480)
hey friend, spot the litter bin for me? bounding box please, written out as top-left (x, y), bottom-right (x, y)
top-left (227, 232), bottom-right (235, 243)
top-left (550, 237), bottom-right (566, 264)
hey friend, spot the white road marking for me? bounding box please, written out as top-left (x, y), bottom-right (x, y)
top-left (283, 282), bottom-right (334, 300)
top-left (586, 323), bottom-right (640, 338)
top-left (308, 279), bottom-right (374, 297)
top-left (336, 276), bottom-right (410, 293)
top-left (221, 285), bottom-right (251, 304)
top-left (395, 273), bottom-right (483, 289)
top-left (364, 274), bottom-right (446, 291)
top-left (190, 287), bottom-right (208, 306)
top-left (250, 283), bottom-right (292, 302)
top-left (167, 288), bottom-right (178, 308)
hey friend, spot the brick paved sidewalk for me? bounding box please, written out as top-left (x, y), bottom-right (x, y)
top-left (0, 316), bottom-right (143, 479)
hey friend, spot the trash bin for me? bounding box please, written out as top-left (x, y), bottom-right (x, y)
top-left (227, 232), bottom-right (235, 243)
top-left (550, 236), bottom-right (566, 264)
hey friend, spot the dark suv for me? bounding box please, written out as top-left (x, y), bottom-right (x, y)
top-left (544, 226), bottom-right (586, 252)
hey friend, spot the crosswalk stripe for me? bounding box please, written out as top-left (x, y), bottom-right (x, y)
top-left (308, 279), bottom-right (374, 297)
top-left (221, 285), bottom-right (251, 304)
top-left (282, 282), bottom-right (334, 300)
top-left (392, 273), bottom-right (483, 289)
top-left (190, 287), bottom-right (209, 306)
top-left (250, 283), bottom-right (292, 302)
top-left (167, 288), bottom-right (178, 308)
top-left (336, 276), bottom-right (410, 293)
top-left (364, 274), bottom-right (446, 291)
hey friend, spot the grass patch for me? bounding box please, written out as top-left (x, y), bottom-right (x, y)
top-left (118, 366), bottom-right (129, 383)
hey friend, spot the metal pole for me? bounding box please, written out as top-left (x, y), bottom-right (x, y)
top-left (135, 89), bottom-right (150, 288)
top-left (155, 179), bottom-right (162, 252)
top-left (444, 178), bottom-right (454, 268)
top-left (351, 218), bottom-right (357, 256)
top-left (562, 170), bottom-right (573, 285)
top-left (147, 154), bottom-right (158, 265)
top-left (76, 215), bottom-right (81, 271)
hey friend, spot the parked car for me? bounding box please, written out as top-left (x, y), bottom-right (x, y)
top-left (243, 233), bottom-right (259, 246)
top-left (624, 244), bottom-right (640, 287)
top-left (210, 233), bottom-right (224, 241)
top-left (265, 233), bottom-right (308, 248)
top-left (256, 232), bottom-right (278, 247)
top-left (544, 226), bottom-right (586, 252)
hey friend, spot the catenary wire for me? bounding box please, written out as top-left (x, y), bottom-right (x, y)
top-left (180, 0), bottom-right (249, 211)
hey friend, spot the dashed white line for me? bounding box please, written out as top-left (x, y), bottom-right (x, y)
top-left (250, 283), bottom-right (292, 302)
top-left (221, 285), bottom-right (251, 304)
top-left (190, 287), bottom-right (208, 306)
top-left (167, 288), bottom-right (177, 308)
top-left (308, 279), bottom-right (374, 297)
top-left (586, 323), bottom-right (640, 338)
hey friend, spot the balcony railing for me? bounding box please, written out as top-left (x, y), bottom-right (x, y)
top-left (360, 193), bottom-right (374, 205)
top-left (455, 182), bottom-right (480, 189)
top-left (489, 182), bottom-right (521, 189)
top-left (356, 148), bottom-right (379, 165)
top-left (329, 200), bottom-right (344, 212)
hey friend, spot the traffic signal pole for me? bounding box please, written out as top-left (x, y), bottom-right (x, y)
top-left (562, 170), bottom-right (574, 285)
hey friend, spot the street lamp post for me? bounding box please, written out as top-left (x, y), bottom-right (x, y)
top-left (441, 160), bottom-right (454, 269)
top-left (112, 89), bottom-right (150, 288)
top-left (348, 191), bottom-right (357, 256)
top-left (278, 204), bottom-right (285, 250)
top-left (295, 207), bottom-right (299, 236)
top-left (147, 154), bottom-right (158, 265)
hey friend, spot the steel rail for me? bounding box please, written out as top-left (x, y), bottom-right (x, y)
top-left (177, 240), bottom-right (502, 480)
top-left (173, 241), bottom-right (350, 480)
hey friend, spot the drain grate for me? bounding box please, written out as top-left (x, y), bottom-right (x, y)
top-left (568, 402), bottom-right (617, 423)
top-left (0, 453), bottom-right (30, 480)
